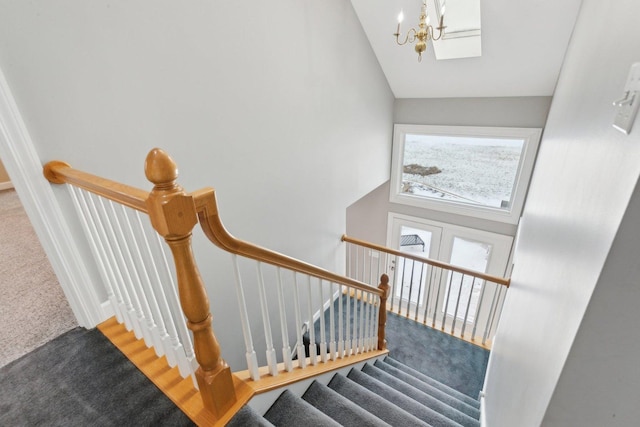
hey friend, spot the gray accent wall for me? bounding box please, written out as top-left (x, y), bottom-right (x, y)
top-left (346, 96), bottom-right (552, 245)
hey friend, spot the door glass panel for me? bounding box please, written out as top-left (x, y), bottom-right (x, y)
top-left (444, 237), bottom-right (491, 322)
top-left (396, 226), bottom-right (432, 303)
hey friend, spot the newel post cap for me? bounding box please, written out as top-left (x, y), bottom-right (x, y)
top-left (145, 148), bottom-right (178, 188)
top-left (144, 148), bottom-right (197, 237)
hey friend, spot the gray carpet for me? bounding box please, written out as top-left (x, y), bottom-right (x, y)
top-left (316, 296), bottom-right (489, 398)
top-left (0, 327), bottom-right (195, 426)
top-left (385, 311), bottom-right (489, 398)
top-left (0, 189), bottom-right (78, 367)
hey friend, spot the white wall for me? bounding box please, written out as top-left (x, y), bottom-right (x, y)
top-left (484, 1), bottom-right (640, 425)
top-left (542, 166), bottom-right (640, 425)
top-left (0, 1), bottom-right (394, 369)
top-left (346, 96), bottom-right (552, 245)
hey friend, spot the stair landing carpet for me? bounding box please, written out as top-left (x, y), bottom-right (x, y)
top-left (0, 327), bottom-right (194, 426)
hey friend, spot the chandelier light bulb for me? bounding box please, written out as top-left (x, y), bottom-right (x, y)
top-left (398, 10), bottom-right (404, 24)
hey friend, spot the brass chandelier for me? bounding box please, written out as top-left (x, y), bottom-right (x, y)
top-left (394, 0), bottom-right (446, 62)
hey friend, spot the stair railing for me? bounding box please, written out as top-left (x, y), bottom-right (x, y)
top-left (43, 148), bottom-right (388, 421)
top-left (342, 235), bottom-right (510, 347)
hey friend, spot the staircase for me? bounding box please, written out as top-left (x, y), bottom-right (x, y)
top-left (227, 356), bottom-right (481, 427)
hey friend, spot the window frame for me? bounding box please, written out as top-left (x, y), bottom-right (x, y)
top-left (389, 124), bottom-right (542, 224)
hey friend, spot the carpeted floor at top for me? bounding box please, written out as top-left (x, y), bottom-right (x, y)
top-left (385, 310), bottom-right (489, 398)
top-left (0, 327), bottom-right (194, 427)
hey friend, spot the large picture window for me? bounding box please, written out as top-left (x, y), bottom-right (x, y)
top-left (390, 125), bottom-right (541, 224)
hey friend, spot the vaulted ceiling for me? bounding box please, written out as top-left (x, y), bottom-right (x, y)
top-left (350, 0), bottom-right (583, 98)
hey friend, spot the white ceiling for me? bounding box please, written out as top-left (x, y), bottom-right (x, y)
top-left (350, 0), bottom-right (583, 99)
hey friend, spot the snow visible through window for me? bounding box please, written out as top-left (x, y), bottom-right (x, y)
top-left (402, 134), bottom-right (524, 209)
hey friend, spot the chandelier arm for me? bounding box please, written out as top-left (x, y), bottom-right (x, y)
top-left (395, 28), bottom-right (417, 46)
top-left (432, 25), bottom-right (447, 41)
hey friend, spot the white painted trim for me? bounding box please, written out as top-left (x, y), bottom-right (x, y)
top-left (101, 299), bottom-right (116, 320)
top-left (0, 181), bottom-right (13, 190)
top-left (0, 66), bottom-right (105, 328)
top-left (479, 390), bottom-right (487, 427)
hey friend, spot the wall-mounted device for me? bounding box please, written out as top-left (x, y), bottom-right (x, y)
top-left (613, 62), bottom-right (640, 135)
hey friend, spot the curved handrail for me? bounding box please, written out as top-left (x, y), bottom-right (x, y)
top-left (341, 234), bottom-right (510, 287)
top-left (193, 188), bottom-right (383, 297)
top-left (43, 160), bottom-right (149, 212)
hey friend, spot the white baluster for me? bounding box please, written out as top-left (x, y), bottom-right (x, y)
top-left (359, 290), bottom-right (365, 353)
top-left (337, 284), bottom-right (344, 358)
top-left (345, 286), bottom-right (352, 356)
top-left (451, 273), bottom-right (466, 334)
top-left (352, 289), bottom-right (359, 354)
top-left (415, 262), bottom-right (425, 321)
top-left (432, 266), bottom-right (444, 329)
top-left (84, 192), bottom-right (132, 330)
top-left (482, 283), bottom-right (501, 345)
top-left (256, 262), bottom-right (278, 376)
top-left (318, 279), bottom-right (328, 363)
top-left (441, 270), bottom-right (456, 330)
top-left (306, 275), bottom-right (318, 365)
top-left (422, 265), bottom-right (435, 324)
top-left (230, 255), bottom-right (260, 380)
top-left (120, 205), bottom-right (166, 354)
top-left (107, 200), bottom-right (154, 348)
top-left (364, 291), bottom-right (371, 351)
top-left (329, 282), bottom-right (336, 361)
top-left (276, 268), bottom-right (293, 372)
top-left (134, 211), bottom-right (182, 367)
top-left (292, 272), bottom-right (306, 369)
top-left (471, 278), bottom-right (488, 341)
top-left (95, 196), bottom-right (141, 337)
top-left (460, 277), bottom-right (477, 338)
top-left (68, 187), bottom-right (122, 323)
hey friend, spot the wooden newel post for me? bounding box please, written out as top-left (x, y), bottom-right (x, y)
top-left (377, 274), bottom-right (390, 350)
top-left (144, 148), bottom-right (236, 418)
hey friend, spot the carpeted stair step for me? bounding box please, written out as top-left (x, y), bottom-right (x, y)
top-left (347, 367), bottom-right (463, 427)
top-left (301, 380), bottom-right (391, 426)
top-left (327, 373), bottom-right (431, 427)
top-left (361, 363), bottom-right (480, 427)
top-left (226, 405), bottom-right (275, 427)
top-left (263, 389), bottom-right (341, 426)
top-left (373, 359), bottom-right (481, 420)
top-left (384, 357), bottom-right (481, 409)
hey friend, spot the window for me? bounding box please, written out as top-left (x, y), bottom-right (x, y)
top-left (390, 125), bottom-right (541, 224)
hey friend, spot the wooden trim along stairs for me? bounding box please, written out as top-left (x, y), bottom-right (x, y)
top-left (99, 316), bottom-right (388, 426)
top-left (98, 317), bottom-right (252, 427)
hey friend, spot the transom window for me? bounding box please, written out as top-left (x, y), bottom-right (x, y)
top-left (390, 125), bottom-right (541, 224)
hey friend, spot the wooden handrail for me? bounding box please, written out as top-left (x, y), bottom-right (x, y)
top-left (342, 234), bottom-right (511, 287)
top-left (43, 160), bottom-right (149, 212)
top-left (193, 188), bottom-right (384, 297)
top-left (42, 149), bottom-right (389, 420)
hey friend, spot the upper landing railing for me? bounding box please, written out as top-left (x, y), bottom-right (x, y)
top-left (342, 235), bottom-right (510, 348)
top-left (43, 148), bottom-right (388, 422)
